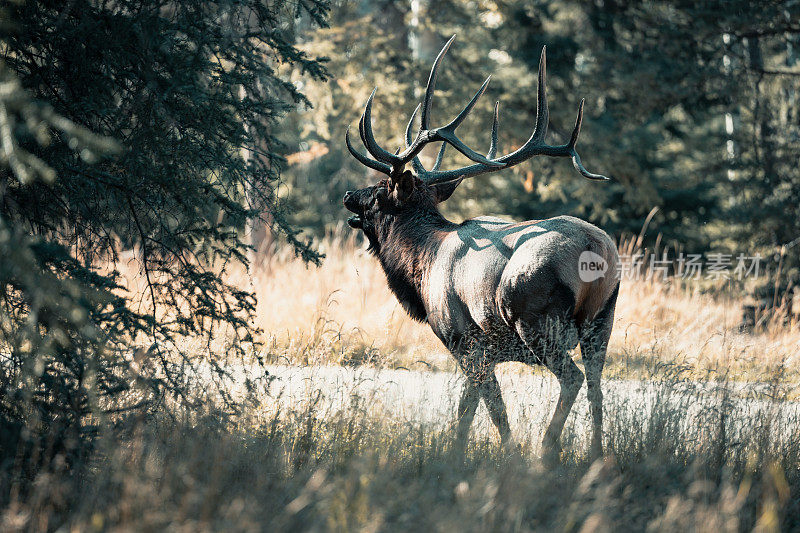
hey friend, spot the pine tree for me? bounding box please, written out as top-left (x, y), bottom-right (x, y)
top-left (0, 0), bottom-right (330, 480)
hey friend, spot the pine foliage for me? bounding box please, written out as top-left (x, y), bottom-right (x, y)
top-left (0, 0), bottom-right (330, 481)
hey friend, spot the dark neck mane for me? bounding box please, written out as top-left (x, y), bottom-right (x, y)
top-left (374, 208), bottom-right (451, 322)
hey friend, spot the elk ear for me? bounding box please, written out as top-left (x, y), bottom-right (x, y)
top-left (431, 178), bottom-right (463, 203)
top-left (392, 170), bottom-right (415, 202)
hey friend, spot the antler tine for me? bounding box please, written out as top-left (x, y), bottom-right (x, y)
top-left (531, 46), bottom-right (549, 144)
top-left (360, 88), bottom-right (401, 165)
top-left (346, 126), bottom-right (393, 174)
top-left (487, 101), bottom-right (499, 159)
top-left (405, 103), bottom-right (420, 146)
top-left (571, 151), bottom-right (607, 180)
top-left (432, 142), bottom-right (447, 171)
top-left (405, 104), bottom-right (427, 175)
top-left (569, 98), bottom-right (584, 148)
top-left (446, 75), bottom-right (492, 131)
top-left (420, 34), bottom-right (456, 130)
top-left (568, 99), bottom-right (607, 180)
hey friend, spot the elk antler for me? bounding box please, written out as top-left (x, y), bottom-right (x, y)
top-left (346, 35), bottom-right (608, 184)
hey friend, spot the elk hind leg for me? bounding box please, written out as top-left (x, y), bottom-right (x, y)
top-left (516, 318), bottom-right (583, 462)
top-left (580, 285), bottom-right (618, 459)
top-left (455, 379), bottom-right (480, 447)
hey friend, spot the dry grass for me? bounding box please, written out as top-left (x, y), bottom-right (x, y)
top-left (252, 231), bottom-right (800, 382)
top-left (5, 232), bottom-right (800, 531)
top-left (252, 231), bottom-right (447, 369)
top-left (4, 364), bottom-right (798, 531)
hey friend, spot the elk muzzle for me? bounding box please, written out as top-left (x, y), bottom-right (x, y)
top-left (343, 191), bottom-right (363, 228)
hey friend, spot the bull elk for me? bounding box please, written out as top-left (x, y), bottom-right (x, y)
top-left (342, 35), bottom-right (619, 460)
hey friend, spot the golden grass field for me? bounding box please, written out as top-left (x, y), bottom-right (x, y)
top-left (7, 232), bottom-right (800, 532)
top-left (251, 231), bottom-right (799, 383)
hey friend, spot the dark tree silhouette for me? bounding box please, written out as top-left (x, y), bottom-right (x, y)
top-left (0, 0), bottom-right (330, 484)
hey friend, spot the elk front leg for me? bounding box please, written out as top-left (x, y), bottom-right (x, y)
top-left (478, 371), bottom-right (511, 446)
top-left (455, 370), bottom-right (512, 448)
top-left (456, 379), bottom-right (480, 446)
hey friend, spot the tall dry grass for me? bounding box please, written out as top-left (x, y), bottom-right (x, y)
top-left (4, 363), bottom-right (798, 531)
top-left (6, 231), bottom-right (800, 531)
top-left (252, 230), bottom-right (800, 382)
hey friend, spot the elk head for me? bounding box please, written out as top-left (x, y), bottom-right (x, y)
top-left (343, 35), bottom-right (607, 246)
